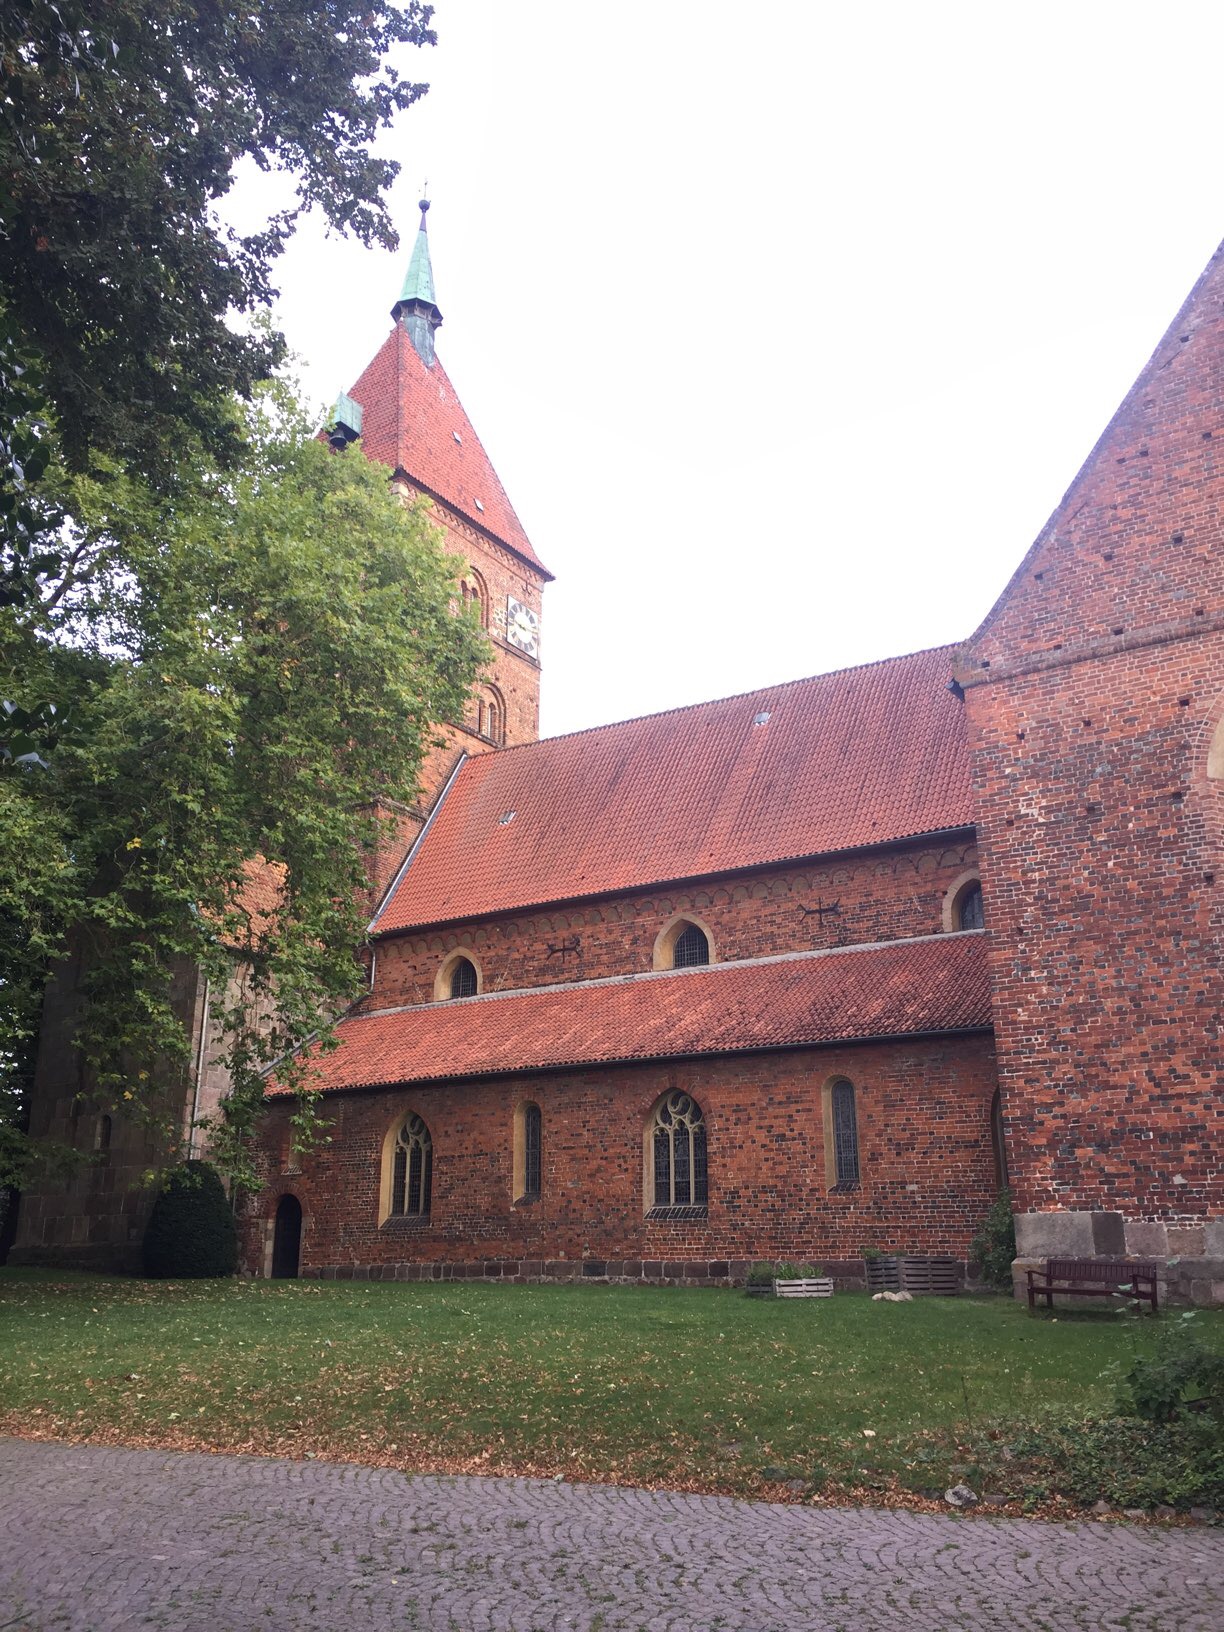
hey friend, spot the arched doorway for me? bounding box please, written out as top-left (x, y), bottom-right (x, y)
top-left (271, 1193), bottom-right (302, 1279)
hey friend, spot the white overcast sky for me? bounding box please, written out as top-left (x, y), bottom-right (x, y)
top-left (226, 2), bottom-right (1224, 738)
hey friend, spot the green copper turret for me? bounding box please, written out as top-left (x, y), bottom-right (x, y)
top-left (392, 199), bottom-right (443, 367)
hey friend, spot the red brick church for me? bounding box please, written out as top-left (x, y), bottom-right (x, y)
top-left (17, 208), bottom-right (1224, 1299)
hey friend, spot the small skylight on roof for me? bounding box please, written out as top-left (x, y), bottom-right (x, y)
top-left (475, 498), bottom-right (485, 512)
top-left (753, 710), bottom-right (772, 726)
top-left (452, 430), bottom-right (462, 444)
top-left (498, 810), bottom-right (516, 825)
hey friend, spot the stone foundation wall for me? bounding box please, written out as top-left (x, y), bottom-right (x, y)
top-left (1013, 1210), bottom-right (1224, 1306)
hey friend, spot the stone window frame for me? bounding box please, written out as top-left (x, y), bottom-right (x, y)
top-left (821, 1075), bottom-right (861, 1191)
top-left (643, 1088), bottom-right (709, 1218)
top-left (434, 949), bottom-right (483, 1002)
top-left (942, 869), bottom-right (984, 933)
top-left (652, 912), bottom-right (717, 972)
top-left (512, 1099), bottom-right (542, 1204)
top-left (379, 1110), bottom-right (434, 1226)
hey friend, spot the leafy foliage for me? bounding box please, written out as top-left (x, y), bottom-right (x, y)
top-left (0, 0), bottom-right (435, 482)
top-left (143, 1161), bottom-right (238, 1278)
top-left (969, 1187), bottom-right (1016, 1289)
top-left (1122, 1323), bottom-right (1224, 1425)
top-left (1003, 1416), bottom-right (1224, 1511)
top-left (0, 378), bottom-right (487, 1187)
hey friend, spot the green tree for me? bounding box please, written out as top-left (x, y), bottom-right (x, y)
top-left (0, 0), bottom-right (436, 482)
top-left (0, 378), bottom-right (487, 1187)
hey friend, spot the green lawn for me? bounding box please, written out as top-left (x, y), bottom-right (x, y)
top-left (3, 1270), bottom-right (1220, 1509)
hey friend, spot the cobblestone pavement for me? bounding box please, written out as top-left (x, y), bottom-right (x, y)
top-left (2, 1439), bottom-right (1223, 1632)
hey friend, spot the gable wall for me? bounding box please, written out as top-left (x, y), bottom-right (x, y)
top-left (959, 241), bottom-right (1224, 1272)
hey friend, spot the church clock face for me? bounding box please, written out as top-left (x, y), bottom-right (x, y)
top-left (505, 596), bottom-right (539, 658)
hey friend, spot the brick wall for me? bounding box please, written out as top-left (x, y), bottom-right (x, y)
top-left (959, 238), bottom-right (1224, 1251)
top-left (369, 836), bottom-right (979, 1006)
top-left (394, 483), bottom-right (544, 808)
top-left (245, 1034), bottom-right (1000, 1280)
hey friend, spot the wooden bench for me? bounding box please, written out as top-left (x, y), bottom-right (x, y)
top-left (1027, 1256), bottom-right (1159, 1314)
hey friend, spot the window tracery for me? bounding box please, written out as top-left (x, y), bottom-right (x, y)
top-left (647, 1090), bottom-right (708, 1214)
top-left (390, 1113), bottom-right (433, 1219)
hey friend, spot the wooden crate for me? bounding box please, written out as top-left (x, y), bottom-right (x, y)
top-left (864, 1257), bottom-right (903, 1292)
top-left (899, 1256), bottom-right (961, 1295)
top-left (773, 1277), bottom-right (835, 1298)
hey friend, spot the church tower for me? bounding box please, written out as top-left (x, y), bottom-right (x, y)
top-left (335, 201), bottom-right (552, 891)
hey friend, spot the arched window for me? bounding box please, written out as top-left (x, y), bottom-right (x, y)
top-left (94, 1115), bottom-right (112, 1153)
top-left (449, 957), bottom-right (478, 999)
top-left (647, 1090), bottom-right (707, 1212)
top-left (956, 881), bottom-right (984, 931)
top-left (460, 573), bottom-right (487, 627)
top-left (514, 1101), bottom-right (542, 1202)
top-left (991, 1089), bottom-right (1009, 1188)
top-left (673, 922), bottom-right (710, 968)
top-left (476, 685), bottom-right (505, 745)
top-left (390, 1114), bottom-right (433, 1218)
top-left (830, 1079), bottom-right (860, 1187)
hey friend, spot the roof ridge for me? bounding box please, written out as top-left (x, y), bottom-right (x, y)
top-left (470, 641), bottom-right (964, 763)
top-left (352, 928), bottom-right (984, 1023)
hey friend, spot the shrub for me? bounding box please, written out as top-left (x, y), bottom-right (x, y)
top-left (969, 1187), bottom-right (1016, 1289)
top-left (143, 1160), bottom-right (238, 1278)
top-left (745, 1263), bottom-right (775, 1287)
top-left (776, 1262), bottom-right (824, 1280)
top-left (1122, 1326), bottom-right (1224, 1426)
top-left (1004, 1416), bottom-right (1224, 1511)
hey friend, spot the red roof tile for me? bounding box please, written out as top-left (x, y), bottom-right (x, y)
top-left (272, 932), bottom-right (989, 1096)
top-left (347, 325), bottom-right (549, 575)
top-left (374, 646), bottom-right (973, 934)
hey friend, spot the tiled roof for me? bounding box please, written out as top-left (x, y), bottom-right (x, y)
top-left (347, 324), bottom-right (549, 575)
top-left (374, 645), bottom-right (973, 934)
top-left (270, 932), bottom-right (990, 1097)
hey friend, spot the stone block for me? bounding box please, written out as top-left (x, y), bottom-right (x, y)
top-left (1124, 1220), bottom-right (1168, 1256)
top-left (1091, 1212), bottom-right (1126, 1256)
top-left (1175, 1261), bottom-right (1224, 1306)
top-left (1014, 1211), bottom-right (1095, 1257)
top-left (1167, 1227), bottom-right (1206, 1257)
top-left (1205, 1220), bottom-right (1224, 1257)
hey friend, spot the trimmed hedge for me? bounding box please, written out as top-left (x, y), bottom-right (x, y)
top-left (143, 1159), bottom-right (237, 1278)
